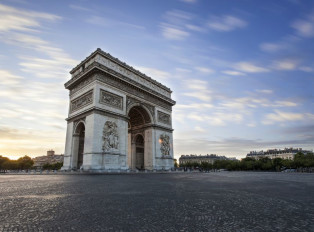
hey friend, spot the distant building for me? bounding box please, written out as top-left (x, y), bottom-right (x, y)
top-left (246, 147), bottom-right (312, 160)
top-left (32, 150), bottom-right (64, 169)
top-left (179, 154), bottom-right (237, 166)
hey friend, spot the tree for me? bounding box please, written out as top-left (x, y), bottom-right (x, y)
top-left (17, 156), bottom-right (34, 170)
top-left (42, 162), bottom-right (63, 170)
top-left (0, 156), bottom-right (10, 171)
top-left (272, 158), bottom-right (283, 171)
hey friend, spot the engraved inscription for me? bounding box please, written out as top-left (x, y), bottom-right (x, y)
top-left (99, 89), bottom-right (123, 110)
top-left (158, 111), bottom-right (171, 125)
top-left (70, 90), bottom-right (93, 112)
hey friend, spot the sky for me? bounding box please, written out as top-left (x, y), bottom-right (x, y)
top-left (0, 0), bottom-right (313, 160)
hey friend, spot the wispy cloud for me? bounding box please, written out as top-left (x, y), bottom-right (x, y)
top-left (262, 110), bottom-right (304, 125)
top-left (69, 4), bottom-right (94, 12)
top-left (299, 66), bottom-right (313, 72)
top-left (183, 91), bottom-right (211, 101)
top-left (195, 66), bottom-right (214, 74)
top-left (176, 103), bottom-right (213, 109)
top-left (260, 42), bottom-right (286, 52)
top-left (0, 69), bottom-right (23, 85)
top-left (273, 59), bottom-right (299, 71)
top-left (1, 32), bottom-right (77, 79)
top-left (180, 0), bottom-right (197, 3)
top-left (207, 15), bottom-right (247, 32)
top-left (187, 112), bottom-right (243, 126)
top-left (160, 23), bottom-right (190, 40)
top-left (256, 89), bottom-right (273, 94)
top-left (185, 24), bottom-right (205, 32)
top-left (221, 70), bottom-right (246, 76)
top-left (87, 15), bottom-right (145, 30)
top-left (160, 10), bottom-right (192, 40)
top-left (164, 10), bottom-right (192, 24)
top-left (0, 4), bottom-right (77, 80)
top-left (219, 97), bottom-right (298, 110)
top-left (0, 4), bottom-right (74, 156)
top-left (233, 62), bottom-right (269, 73)
top-left (291, 13), bottom-right (314, 38)
top-left (194, 126), bottom-right (206, 132)
top-left (136, 66), bottom-right (170, 80)
top-left (0, 3), bottom-right (61, 32)
top-left (182, 79), bottom-right (211, 101)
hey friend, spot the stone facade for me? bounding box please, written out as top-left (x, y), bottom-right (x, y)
top-left (179, 154), bottom-right (236, 165)
top-left (33, 150), bottom-right (64, 169)
top-left (62, 49), bottom-right (175, 171)
top-left (246, 147), bottom-right (313, 160)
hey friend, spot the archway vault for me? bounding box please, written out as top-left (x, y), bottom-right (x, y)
top-left (128, 105), bottom-right (153, 130)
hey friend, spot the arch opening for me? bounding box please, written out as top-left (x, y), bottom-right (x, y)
top-left (73, 122), bottom-right (85, 169)
top-left (128, 105), bottom-right (151, 129)
top-left (135, 134), bottom-right (144, 170)
top-left (128, 105), bottom-right (152, 170)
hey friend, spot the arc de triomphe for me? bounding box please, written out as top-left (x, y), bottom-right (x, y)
top-left (62, 49), bottom-right (176, 171)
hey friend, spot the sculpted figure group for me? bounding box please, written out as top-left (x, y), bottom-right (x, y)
top-left (160, 133), bottom-right (170, 156)
top-left (102, 121), bottom-right (119, 151)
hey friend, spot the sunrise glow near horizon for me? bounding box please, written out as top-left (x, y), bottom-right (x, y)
top-left (0, 0), bottom-right (314, 160)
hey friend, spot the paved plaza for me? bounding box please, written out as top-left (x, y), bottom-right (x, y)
top-left (0, 172), bottom-right (314, 232)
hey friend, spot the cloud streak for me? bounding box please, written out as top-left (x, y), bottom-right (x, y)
top-left (207, 15), bottom-right (247, 32)
top-left (0, 3), bottom-right (60, 32)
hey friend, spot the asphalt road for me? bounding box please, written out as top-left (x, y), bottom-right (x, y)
top-left (0, 172), bottom-right (314, 232)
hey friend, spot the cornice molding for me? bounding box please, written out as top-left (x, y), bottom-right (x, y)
top-left (69, 48), bottom-right (172, 93)
top-left (65, 65), bottom-right (175, 110)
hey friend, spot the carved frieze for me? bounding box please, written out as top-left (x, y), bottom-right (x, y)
top-left (159, 134), bottom-right (170, 156)
top-left (102, 121), bottom-right (119, 152)
top-left (70, 90), bottom-right (93, 113)
top-left (96, 73), bottom-right (172, 110)
top-left (70, 75), bottom-right (95, 95)
top-left (157, 111), bottom-right (171, 125)
top-left (99, 89), bottom-right (123, 110)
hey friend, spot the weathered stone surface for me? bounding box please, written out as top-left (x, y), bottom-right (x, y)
top-left (63, 49), bottom-right (175, 171)
top-left (1, 172), bottom-right (314, 232)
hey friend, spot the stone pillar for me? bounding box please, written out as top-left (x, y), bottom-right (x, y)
top-left (131, 140), bottom-right (136, 169)
top-left (127, 133), bottom-right (132, 168)
top-left (144, 128), bottom-right (155, 170)
top-left (62, 121), bottom-right (73, 170)
top-left (71, 134), bottom-right (79, 169)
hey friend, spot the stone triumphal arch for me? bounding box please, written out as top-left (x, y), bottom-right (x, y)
top-left (62, 49), bottom-right (176, 171)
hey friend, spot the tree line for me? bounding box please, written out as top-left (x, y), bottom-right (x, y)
top-left (180, 152), bottom-right (314, 172)
top-left (0, 155), bottom-right (63, 172)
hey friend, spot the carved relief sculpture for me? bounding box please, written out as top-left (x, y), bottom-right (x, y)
top-left (159, 134), bottom-right (170, 156)
top-left (157, 111), bottom-right (171, 125)
top-left (70, 90), bottom-right (93, 112)
top-left (102, 121), bottom-right (119, 151)
top-left (99, 89), bottom-right (123, 110)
